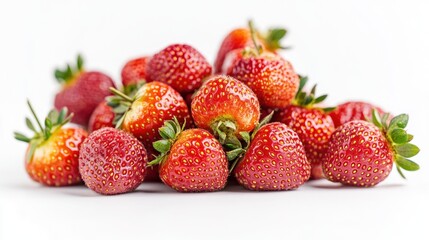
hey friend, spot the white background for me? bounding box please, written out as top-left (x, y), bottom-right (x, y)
top-left (1, 0), bottom-right (429, 239)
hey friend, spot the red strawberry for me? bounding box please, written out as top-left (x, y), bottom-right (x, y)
top-left (79, 127), bottom-right (147, 195)
top-left (230, 51), bottom-right (299, 108)
top-left (108, 82), bottom-right (192, 181)
top-left (54, 55), bottom-right (116, 126)
top-left (234, 122), bottom-right (310, 191)
top-left (149, 118), bottom-right (228, 192)
top-left (274, 76), bottom-right (335, 179)
top-left (214, 20), bottom-right (288, 73)
top-left (121, 56), bottom-right (150, 87)
top-left (191, 75), bottom-right (260, 146)
top-left (322, 111), bottom-right (420, 187)
top-left (88, 101), bottom-right (115, 132)
top-left (329, 101), bottom-right (387, 128)
top-left (14, 101), bottom-right (88, 186)
top-left (146, 44), bottom-right (212, 94)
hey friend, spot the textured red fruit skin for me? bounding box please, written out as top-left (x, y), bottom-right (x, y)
top-left (25, 128), bottom-right (88, 186)
top-left (121, 81), bottom-right (192, 151)
top-left (214, 28), bottom-right (256, 74)
top-left (159, 129), bottom-right (228, 192)
top-left (146, 44), bottom-right (212, 94)
top-left (329, 101), bottom-right (385, 128)
top-left (54, 71), bottom-right (115, 126)
top-left (79, 127), bottom-right (147, 195)
top-left (322, 120), bottom-right (393, 187)
top-left (234, 122), bottom-right (310, 190)
top-left (221, 48), bottom-right (245, 75)
top-left (274, 106), bottom-right (335, 179)
top-left (144, 147), bottom-right (160, 182)
top-left (88, 101), bottom-right (115, 133)
top-left (191, 75), bottom-right (260, 134)
top-left (121, 56), bottom-right (150, 87)
top-left (230, 56), bottom-right (299, 108)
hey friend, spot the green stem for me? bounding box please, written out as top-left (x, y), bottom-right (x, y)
top-left (110, 87), bottom-right (134, 102)
top-left (248, 20), bottom-right (261, 56)
top-left (27, 100), bottom-right (44, 134)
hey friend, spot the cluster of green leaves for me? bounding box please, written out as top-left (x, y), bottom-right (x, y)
top-left (149, 117), bottom-right (186, 166)
top-left (371, 109), bottom-right (420, 178)
top-left (293, 75), bottom-right (335, 112)
top-left (14, 100), bottom-right (72, 162)
top-left (54, 54), bottom-right (84, 84)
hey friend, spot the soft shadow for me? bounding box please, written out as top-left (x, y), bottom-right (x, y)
top-left (307, 179), bottom-right (405, 189)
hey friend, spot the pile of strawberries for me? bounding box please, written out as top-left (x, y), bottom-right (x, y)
top-left (14, 21), bottom-right (420, 194)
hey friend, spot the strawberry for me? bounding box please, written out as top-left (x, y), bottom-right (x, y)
top-left (79, 127), bottom-right (147, 195)
top-left (88, 101), bottom-right (115, 132)
top-left (149, 118), bottom-right (228, 192)
top-left (329, 101), bottom-right (387, 128)
top-left (273, 76), bottom-right (335, 179)
top-left (14, 101), bottom-right (87, 186)
top-left (121, 56), bottom-right (150, 87)
top-left (191, 75), bottom-right (260, 146)
top-left (108, 81), bottom-right (191, 181)
top-left (322, 111), bottom-right (420, 187)
top-left (214, 20), bottom-right (288, 73)
top-left (234, 122), bottom-right (310, 191)
top-left (146, 44), bottom-right (212, 94)
top-left (54, 55), bottom-right (116, 126)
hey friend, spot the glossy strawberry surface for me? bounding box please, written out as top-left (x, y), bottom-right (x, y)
top-left (234, 122), bottom-right (310, 190)
top-left (159, 129), bottom-right (228, 192)
top-left (322, 120), bottom-right (393, 187)
top-left (54, 71), bottom-right (115, 126)
top-left (121, 81), bottom-right (191, 150)
top-left (274, 106), bottom-right (335, 179)
top-left (121, 56), bottom-right (150, 86)
top-left (146, 44), bottom-right (212, 94)
top-left (191, 75), bottom-right (260, 135)
top-left (26, 128), bottom-right (88, 186)
top-left (79, 127), bottom-right (147, 195)
top-left (230, 54), bottom-right (299, 108)
top-left (88, 101), bottom-right (115, 132)
top-left (329, 101), bottom-right (386, 128)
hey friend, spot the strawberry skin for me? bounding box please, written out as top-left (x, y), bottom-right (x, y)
top-left (146, 44), bottom-right (212, 94)
top-left (121, 81), bottom-right (191, 150)
top-left (230, 55), bottom-right (299, 108)
top-left (323, 121), bottom-right (393, 187)
top-left (329, 101), bottom-right (386, 128)
top-left (79, 127), bottom-right (147, 195)
top-left (26, 128), bottom-right (87, 186)
top-left (54, 71), bottom-right (115, 126)
top-left (88, 101), bottom-right (115, 132)
top-left (274, 106), bottom-right (335, 179)
top-left (121, 56), bottom-right (150, 87)
top-left (159, 128), bottom-right (228, 192)
top-left (214, 28), bottom-right (253, 74)
top-left (191, 75), bottom-right (260, 135)
top-left (234, 122), bottom-right (310, 190)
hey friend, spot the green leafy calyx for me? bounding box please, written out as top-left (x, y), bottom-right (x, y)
top-left (370, 110), bottom-right (420, 178)
top-left (54, 54), bottom-right (85, 85)
top-left (293, 75), bottom-right (335, 112)
top-left (107, 86), bottom-right (144, 129)
top-left (14, 100), bottom-right (73, 162)
top-left (148, 117), bottom-right (186, 167)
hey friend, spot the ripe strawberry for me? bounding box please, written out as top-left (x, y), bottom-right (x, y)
top-left (214, 20), bottom-right (288, 73)
top-left (191, 75), bottom-right (260, 146)
top-left (14, 101), bottom-right (88, 186)
top-left (146, 44), bottom-right (212, 94)
top-left (234, 122), bottom-right (310, 191)
top-left (149, 118), bottom-right (228, 192)
top-left (79, 127), bottom-right (147, 195)
top-left (108, 82), bottom-right (191, 181)
top-left (121, 56), bottom-right (150, 87)
top-left (322, 111), bottom-right (420, 187)
top-left (54, 55), bottom-right (116, 126)
top-left (329, 101), bottom-right (387, 128)
top-left (274, 76), bottom-right (335, 179)
top-left (88, 101), bottom-right (115, 132)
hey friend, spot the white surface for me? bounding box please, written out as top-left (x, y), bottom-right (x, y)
top-left (1, 0), bottom-right (429, 239)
